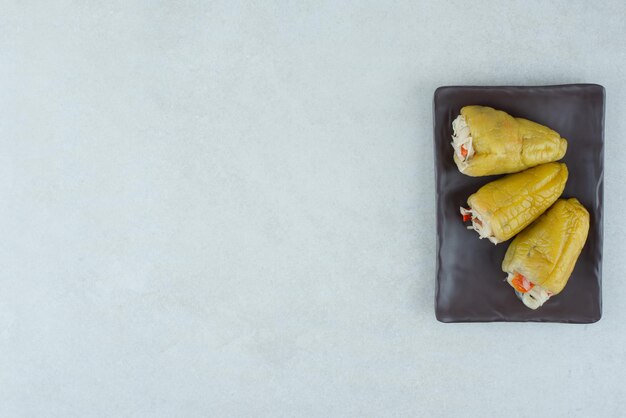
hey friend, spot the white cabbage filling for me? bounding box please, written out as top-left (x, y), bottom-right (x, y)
top-left (506, 272), bottom-right (552, 310)
top-left (451, 115), bottom-right (474, 169)
top-left (460, 207), bottom-right (498, 244)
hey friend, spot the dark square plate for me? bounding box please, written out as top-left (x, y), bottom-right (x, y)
top-left (433, 84), bottom-right (604, 323)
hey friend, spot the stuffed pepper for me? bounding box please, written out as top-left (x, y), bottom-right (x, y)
top-left (501, 198), bottom-right (590, 309)
top-left (460, 162), bottom-right (568, 244)
top-left (452, 105), bottom-right (567, 176)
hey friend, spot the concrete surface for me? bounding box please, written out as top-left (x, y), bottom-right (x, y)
top-left (1, 1), bottom-right (625, 417)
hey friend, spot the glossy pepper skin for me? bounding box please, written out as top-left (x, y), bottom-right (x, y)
top-left (467, 162), bottom-right (568, 243)
top-left (502, 198), bottom-right (590, 295)
top-left (454, 106), bottom-right (568, 176)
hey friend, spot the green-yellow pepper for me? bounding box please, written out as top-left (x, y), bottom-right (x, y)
top-left (502, 198), bottom-right (590, 309)
top-left (461, 162), bottom-right (568, 244)
top-left (452, 105), bottom-right (567, 176)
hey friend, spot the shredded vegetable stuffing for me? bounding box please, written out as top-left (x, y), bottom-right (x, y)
top-left (506, 272), bottom-right (552, 309)
top-left (451, 115), bottom-right (474, 165)
top-left (459, 207), bottom-right (498, 244)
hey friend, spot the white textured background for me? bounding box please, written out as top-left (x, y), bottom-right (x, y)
top-left (1, 1), bottom-right (625, 417)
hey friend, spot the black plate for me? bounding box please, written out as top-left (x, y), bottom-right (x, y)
top-left (433, 84), bottom-right (604, 323)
